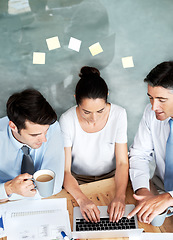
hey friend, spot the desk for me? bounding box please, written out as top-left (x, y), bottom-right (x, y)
top-left (1, 177), bottom-right (173, 240)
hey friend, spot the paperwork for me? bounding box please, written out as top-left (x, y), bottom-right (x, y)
top-left (129, 233), bottom-right (173, 240)
top-left (0, 198), bottom-right (71, 240)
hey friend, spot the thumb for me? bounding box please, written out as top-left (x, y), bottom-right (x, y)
top-left (133, 193), bottom-right (145, 201)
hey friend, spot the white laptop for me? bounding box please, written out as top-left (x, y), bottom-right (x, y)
top-left (72, 204), bottom-right (143, 239)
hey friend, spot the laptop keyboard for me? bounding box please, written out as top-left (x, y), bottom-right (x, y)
top-left (76, 217), bottom-right (136, 231)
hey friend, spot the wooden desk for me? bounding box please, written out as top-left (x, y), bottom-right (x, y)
top-left (1, 177), bottom-right (173, 240)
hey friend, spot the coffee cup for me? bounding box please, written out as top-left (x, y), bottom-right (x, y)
top-left (33, 169), bottom-right (55, 197)
top-left (151, 207), bottom-right (173, 226)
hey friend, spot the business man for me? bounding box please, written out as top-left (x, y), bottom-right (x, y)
top-left (128, 61), bottom-right (173, 224)
top-left (0, 88), bottom-right (64, 201)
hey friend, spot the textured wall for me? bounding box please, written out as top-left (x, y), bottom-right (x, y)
top-left (0, 0), bottom-right (173, 145)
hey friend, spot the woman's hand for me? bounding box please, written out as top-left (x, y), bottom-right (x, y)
top-left (78, 196), bottom-right (100, 223)
top-left (107, 195), bottom-right (125, 222)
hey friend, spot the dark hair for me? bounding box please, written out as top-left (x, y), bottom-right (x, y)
top-left (144, 61), bottom-right (173, 89)
top-left (75, 66), bottom-right (108, 105)
top-left (7, 88), bottom-right (57, 131)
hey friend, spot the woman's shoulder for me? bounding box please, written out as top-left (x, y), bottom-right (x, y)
top-left (60, 106), bottom-right (76, 119)
top-left (108, 103), bottom-right (127, 124)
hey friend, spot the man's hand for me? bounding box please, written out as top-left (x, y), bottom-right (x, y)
top-left (127, 188), bottom-right (172, 224)
top-left (78, 196), bottom-right (100, 223)
top-left (5, 173), bottom-right (36, 197)
top-left (107, 195), bottom-right (125, 222)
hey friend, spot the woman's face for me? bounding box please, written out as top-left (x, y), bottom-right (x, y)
top-left (78, 98), bottom-right (107, 124)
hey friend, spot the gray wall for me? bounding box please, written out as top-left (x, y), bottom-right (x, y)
top-left (0, 0), bottom-right (173, 145)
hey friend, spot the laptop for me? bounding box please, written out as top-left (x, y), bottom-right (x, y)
top-left (72, 204), bottom-right (143, 239)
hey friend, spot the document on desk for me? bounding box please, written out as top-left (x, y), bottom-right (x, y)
top-left (129, 233), bottom-right (173, 240)
top-left (2, 198), bottom-right (71, 240)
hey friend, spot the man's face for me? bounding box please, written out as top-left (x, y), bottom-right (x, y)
top-left (10, 120), bottom-right (49, 149)
top-left (147, 85), bottom-right (173, 121)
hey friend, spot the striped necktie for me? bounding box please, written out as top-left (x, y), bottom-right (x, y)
top-left (21, 145), bottom-right (35, 175)
top-left (164, 119), bottom-right (173, 191)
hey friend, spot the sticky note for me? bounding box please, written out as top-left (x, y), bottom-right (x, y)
top-left (46, 36), bottom-right (61, 50)
top-left (33, 52), bottom-right (45, 64)
top-left (68, 37), bottom-right (81, 52)
top-left (89, 42), bottom-right (103, 56)
top-left (122, 56), bottom-right (134, 68)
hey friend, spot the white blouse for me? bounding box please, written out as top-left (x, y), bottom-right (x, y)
top-left (59, 103), bottom-right (127, 176)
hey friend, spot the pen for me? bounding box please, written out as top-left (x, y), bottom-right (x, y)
top-left (0, 216), bottom-right (4, 230)
top-left (61, 231), bottom-right (73, 240)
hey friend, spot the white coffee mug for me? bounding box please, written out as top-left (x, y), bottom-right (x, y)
top-left (33, 169), bottom-right (55, 197)
top-left (151, 207), bottom-right (173, 226)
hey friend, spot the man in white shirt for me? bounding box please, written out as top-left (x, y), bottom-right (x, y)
top-left (128, 61), bottom-right (173, 224)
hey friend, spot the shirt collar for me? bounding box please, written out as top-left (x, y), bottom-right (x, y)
top-left (164, 117), bottom-right (171, 125)
top-left (8, 125), bottom-right (24, 150)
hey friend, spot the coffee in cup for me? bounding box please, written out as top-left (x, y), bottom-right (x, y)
top-left (33, 169), bottom-right (55, 198)
top-left (36, 174), bottom-right (53, 182)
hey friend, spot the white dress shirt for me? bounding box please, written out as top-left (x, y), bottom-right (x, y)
top-left (129, 103), bottom-right (173, 197)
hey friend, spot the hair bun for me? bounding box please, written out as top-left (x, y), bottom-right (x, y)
top-left (79, 66), bottom-right (100, 78)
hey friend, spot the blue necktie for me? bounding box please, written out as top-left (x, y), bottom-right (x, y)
top-left (21, 146), bottom-right (35, 175)
top-left (164, 119), bottom-right (173, 191)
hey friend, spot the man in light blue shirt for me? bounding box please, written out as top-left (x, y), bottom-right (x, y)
top-left (128, 62), bottom-right (173, 224)
top-left (0, 88), bottom-right (64, 201)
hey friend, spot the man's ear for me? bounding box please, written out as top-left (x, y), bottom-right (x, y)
top-left (9, 121), bottom-right (18, 133)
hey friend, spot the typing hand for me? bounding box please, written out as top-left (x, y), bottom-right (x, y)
top-left (78, 196), bottom-right (100, 223)
top-left (5, 173), bottom-right (36, 197)
top-left (107, 196), bottom-right (125, 222)
top-left (127, 191), bottom-right (172, 224)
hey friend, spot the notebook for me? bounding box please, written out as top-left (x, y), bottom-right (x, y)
top-left (72, 204), bottom-right (143, 239)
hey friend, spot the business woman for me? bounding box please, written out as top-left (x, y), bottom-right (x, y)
top-left (59, 66), bottom-right (129, 223)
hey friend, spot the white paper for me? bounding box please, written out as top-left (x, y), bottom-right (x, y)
top-left (129, 233), bottom-right (173, 240)
top-left (6, 198), bottom-right (67, 213)
top-left (68, 37), bottom-right (81, 52)
top-left (2, 198), bottom-right (70, 240)
top-left (6, 210), bottom-right (71, 240)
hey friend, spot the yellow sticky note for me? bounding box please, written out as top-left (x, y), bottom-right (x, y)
top-left (46, 36), bottom-right (61, 50)
top-left (33, 52), bottom-right (45, 64)
top-left (122, 56), bottom-right (134, 68)
top-left (89, 42), bottom-right (103, 56)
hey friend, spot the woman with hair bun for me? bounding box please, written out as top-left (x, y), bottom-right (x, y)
top-left (59, 66), bottom-right (129, 223)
